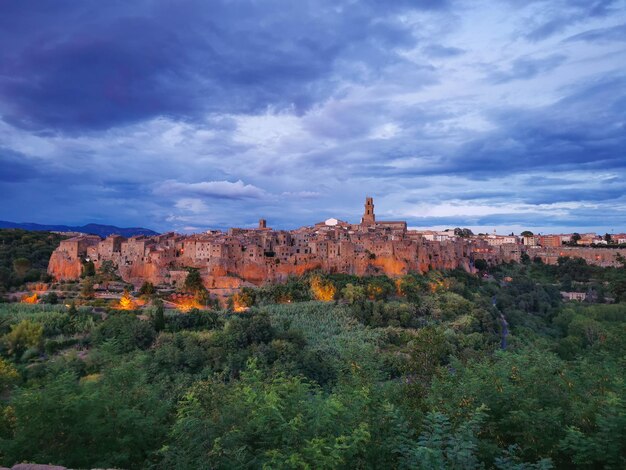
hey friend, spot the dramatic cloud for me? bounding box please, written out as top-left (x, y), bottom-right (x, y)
top-left (0, 0), bottom-right (433, 131)
top-left (489, 54), bottom-right (568, 83)
top-left (520, 0), bottom-right (622, 41)
top-left (1, 0), bottom-right (625, 233)
top-left (159, 180), bottom-right (267, 200)
top-left (564, 23), bottom-right (626, 43)
top-left (0, 149), bottom-right (41, 182)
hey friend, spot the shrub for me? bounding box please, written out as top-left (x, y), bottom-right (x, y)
top-left (92, 314), bottom-right (156, 353)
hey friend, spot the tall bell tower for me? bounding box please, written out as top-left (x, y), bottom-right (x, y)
top-left (361, 196), bottom-right (375, 225)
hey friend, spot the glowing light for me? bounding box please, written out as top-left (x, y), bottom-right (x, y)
top-left (367, 285), bottom-right (383, 300)
top-left (21, 293), bottom-right (39, 304)
top-left (116, 290), bottom-right (137, 310)
top-left (428, 278), bottom-right (451, 293)
top-left (310, 275), bottom-right (336, 301)
top-left (175, 298), bottom-right (202, 312)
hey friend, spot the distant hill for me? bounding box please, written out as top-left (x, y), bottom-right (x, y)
top-left (0, 221), bottom-right (159, 238)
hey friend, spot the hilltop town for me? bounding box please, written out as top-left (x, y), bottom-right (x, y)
top-left (48, 198), bottom-right (626, 294)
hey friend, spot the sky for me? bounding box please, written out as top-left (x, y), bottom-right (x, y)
top-left (1, 0), bottom-right (625, 235)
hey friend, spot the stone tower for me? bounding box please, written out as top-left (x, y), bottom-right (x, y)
top-left (259, 219), bottom-right (267, 229)
top-left (361, 197), bottom-right (375, 225)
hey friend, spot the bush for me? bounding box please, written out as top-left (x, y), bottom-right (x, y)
top-left (165, 310), bottom-right (222, 332)
top-left (92, 314), bottom-right (156, 353)
top-left (2, 319), bottom-right (44, 358)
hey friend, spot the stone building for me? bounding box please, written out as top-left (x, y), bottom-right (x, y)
top-left (48, 197), bottom-right (624, 292)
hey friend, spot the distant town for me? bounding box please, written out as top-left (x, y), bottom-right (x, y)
top-left (46, 197), bottom-right (626, 301)
top-left (422, 229), bottom-right (626, 247)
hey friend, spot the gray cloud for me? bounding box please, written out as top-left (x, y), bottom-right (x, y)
top-left (0, 0), bottom-right (441, 132)
top-left (0, 0), bottom-right (624, 233)
top-left (159, 180), bottom-right (267, 200)
top-left (423, 44), bottom-right (466, 58)
top-left (564, 23), bottom-right (626, 43)
top-left (489, 54), bottom-right (567, 83)
top-left (521, 0), bottom-right (621, 41)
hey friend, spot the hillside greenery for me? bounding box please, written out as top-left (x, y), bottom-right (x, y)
top-left (0, 229), bottom-right (66, 293)
top-left (0, 254), bottom-right (624, 468)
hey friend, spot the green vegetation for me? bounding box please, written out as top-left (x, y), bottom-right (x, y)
top-left (0, 260), bottom-right (624, 468)
top-left (0, 229), bottom-right (65, 293)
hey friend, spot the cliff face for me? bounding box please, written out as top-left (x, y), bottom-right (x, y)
top-left (47, 229), bottom-right (626, 295)
top-left (369, 256), bottom-right (409, 276)
top-left (43, 228), bottom-right (517, 293)
top-left (47, 239), bottom-right (473, 289)
top-left (118, 262), bottom-right (163, 286)
top-left (47, 250), bottom-right (83, 280)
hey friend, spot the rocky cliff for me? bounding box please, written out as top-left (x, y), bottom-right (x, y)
top-left (47, 250), bottom-right (83, 280)
top-left (47, 236), bottom-right (476, 290)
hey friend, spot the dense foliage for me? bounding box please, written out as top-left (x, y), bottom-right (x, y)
top-left (0, 259), bottom-right (624, 468)
top-left (0, 229), bottom-right (65, 292)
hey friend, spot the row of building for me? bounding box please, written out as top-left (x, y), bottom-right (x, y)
top-left (48, 198), bottom-right (626, 289)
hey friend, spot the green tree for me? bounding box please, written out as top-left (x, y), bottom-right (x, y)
top-left (521, 231), bottom-right (534, 237)
top-left (611, 278), bottom-right (626, 302)
top-left (428, 350), bottom-right (577, 463)
top-left (97, 260), bottom-right (118, 282)
top-left (1, 364), bottom-right (169, 469)
top-left (559, 393), bottom-right (625, 469)
top-left (232, 286), bottom-right (256, 308)
top-left (398, 275), bottom-right (424, 304)
top-left (139, 281), bottom-right (156, 298)
top-left (342, 283), bottom-right (366, 304)
top-left (81, 260), bottom-right (95, 278)
top-left (184, 268), bottom-right (204, 293)
top-left (93, 314), bottom-right (156, 353)
top-left (398, 406), bottom-right (488, 469)
top-left (43, 292), bottom-right (59, 304)
top-left (454, 227), bottom-right (474, 238)
top-left (0, 229), bottom-right (65, 290)
top-left (365, 277), bottom-right (395, 301)
top-left (152, 299), bottom-right (165, 332)
top-left (0, 357), bottom-right (19, 393)
top-left (159, 359), bottom-right (400, 469)
top-left (12, 258), bottom-right (31, 278)
top-left (403, 326), bottom-right (451, 405)
top-left (2, 320), bottom-right (43, 358)
top-left (474, 258), bottom-right (488, 271)
top-left (81, 277), bottom-right (95, 299)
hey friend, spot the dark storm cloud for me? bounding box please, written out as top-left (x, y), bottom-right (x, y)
top-left (0, 149), bottom-right (41, 182)
top-left (0, 148), bottom-right (96, 185)
top-left (0, 0), bottom-right (624, 232)
top-left (0, 0), bottom-right (445, 132)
